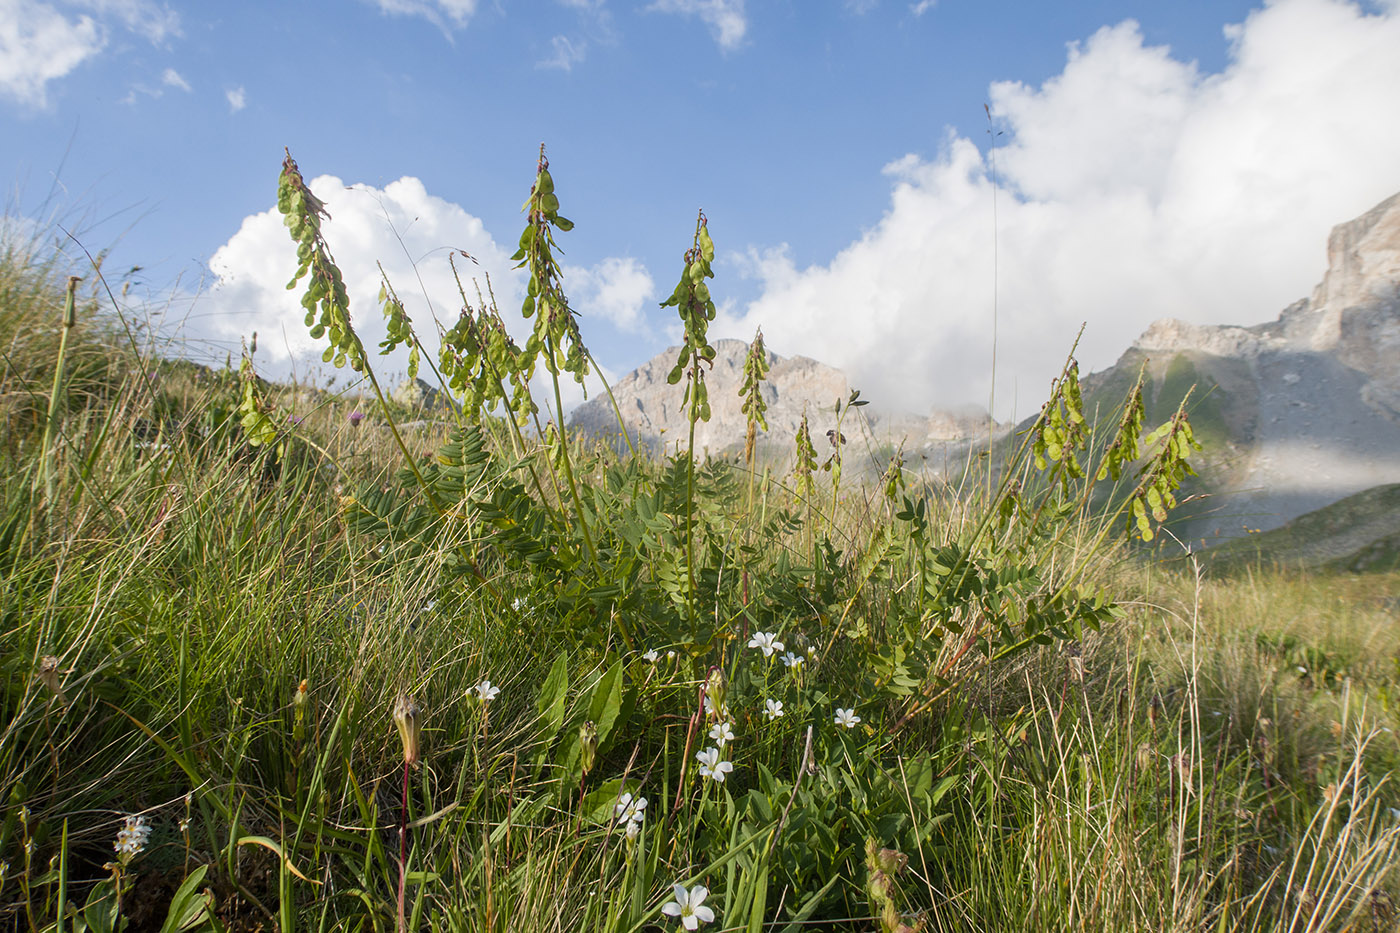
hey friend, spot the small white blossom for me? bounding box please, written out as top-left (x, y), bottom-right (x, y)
top-left (764, 698), bottom-right (784, 720)
top-left (834, 708), bottom-right (861, 729)
top-left (781, 651), bottom-right (804, 670)
top-left (643, 649), bottom-right (661, 664)
top-left (614, 792), bottom-right (648, 825)
top-left (625, 818), bottom-right (641, 841)
top-left (746, 631), bottom-right (784, 658)
top-left (708, 721), bottom-right (734, 747)
top-left (661, 883), bottom-right (715, 929)
top-left (473, 680), bottom-right (501, 703)
top-left (696, 747), bottom-right (733, 783)
top-left (114, 815), bottom-right (151, 858)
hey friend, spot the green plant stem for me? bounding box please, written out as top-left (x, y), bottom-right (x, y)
top-left (38, 275), bottom-right (79, 503)
top-left (540, 334), bottom-right (596, 565)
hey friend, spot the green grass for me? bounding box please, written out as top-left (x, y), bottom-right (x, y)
top-left (2, 177), bottom-right (1399, 933)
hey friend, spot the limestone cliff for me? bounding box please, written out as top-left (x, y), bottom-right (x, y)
top-left (1091, 191), bottom-right (1400, 543)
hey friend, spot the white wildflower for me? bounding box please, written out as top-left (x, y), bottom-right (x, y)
top-left (696, 747), bottom-right (733, 783)
top-left (746, 631), bottom-right (784, 658)
top-left (114, 815), bottom-right (151, 859)
top-left (473, 680), bottom-right (501, 703)
top-left (708, 721), bottom-right (734, 747)
top-left (834, 708), bottom-right (861, 729)
top-left (781, 651), bottom-right (803, 670)
top-left (764, 698), bottom-right (784, 720)
top-left (614, 792), bottom-right (648, 825)
top-left (661, 883), bottom-right (715, 929)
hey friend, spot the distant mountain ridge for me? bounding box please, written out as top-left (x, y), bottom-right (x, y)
top-left (572, 190), bottom-right (1400, 551)
top-left (569, 339), bottom-right (996, 461)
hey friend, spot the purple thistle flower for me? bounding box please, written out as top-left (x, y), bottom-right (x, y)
top-left (349, 410), bottom-right (366, 425)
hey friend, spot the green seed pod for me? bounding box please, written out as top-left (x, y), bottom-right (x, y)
top-left (704, 667), bottom-right (726, 719)
top-left (579, 720), bottom-right (598, 774)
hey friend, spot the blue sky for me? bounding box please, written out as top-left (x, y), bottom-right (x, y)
top-left (5, 0), bottom-right (1400, 419)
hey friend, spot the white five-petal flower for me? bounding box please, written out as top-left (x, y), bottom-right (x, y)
top-left (473, 680), bottom-right (501, 703)
top-left (746, 631), bottom-right (784, 658)
top-left (764, 698), bottom-right (784, 720)
top-left (696, 747), bottom-right (734, 783)
top-left (661, 883), bottom-right (715, 929)
top-left (643, 648), bottom-right (661, 663)
top-left (614, 792), bottom-right (648, 825)
top-left (834, 707), bottom-right (861, 729)
top-left (708, 721), bottom-right (734, 747)
top-left (781, 651), bottom-right (804, 670)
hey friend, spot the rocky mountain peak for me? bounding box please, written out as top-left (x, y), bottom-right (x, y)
top-left (1310, 190), bottom-right (1400, 314)
top-left (570, 337), bottom-right (994, 459)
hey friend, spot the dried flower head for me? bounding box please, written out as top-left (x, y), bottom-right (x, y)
top-left (37, 656), bottom-right (68, 706)
top-left (393, 695), bottom-right (421, 766)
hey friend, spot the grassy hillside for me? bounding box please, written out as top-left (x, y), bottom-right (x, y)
top-left (1202, 483), bottom-right (1400, 574)
top-left (2, 160), bottom-right (1398, 933)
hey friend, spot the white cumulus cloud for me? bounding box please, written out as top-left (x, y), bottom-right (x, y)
top-left (191, 175), bottom-right (631, 417)
top-left (564, 256), bottom-right (655, 333)
top-left (648, 0), bottom-right (747, 51)
top-left (195, 175), bottom-right (522, 384)
top-left (225, 85), bottom-right (245, 112)
top-left (0, 0), bottom-right (105, 107)
top-left (715, 0), bottom-right (1400, 420)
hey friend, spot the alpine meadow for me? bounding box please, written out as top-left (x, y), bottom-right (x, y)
top-left (2, 144), bottom-right (1399, 933)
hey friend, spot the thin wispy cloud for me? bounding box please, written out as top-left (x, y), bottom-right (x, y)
top-left (909, 1), bottom-right (936, 16)
top-left (71, 0), bottom-right (179, 43)
top-left (648, 0), bottom-right (747, 51)
top-left (1, 0), bottom-right (180, 108)
top-left (371, 0), bottom-right (477, 32)
top-left (225, 85), bottom-right (245, 112)
top-left (538, 35), bottom-right (587, 71)
top-left (160, 66), bottom-right (188, 91)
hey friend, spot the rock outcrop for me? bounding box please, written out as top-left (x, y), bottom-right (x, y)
top-left (1089, 190), bottom-right (1400, 542)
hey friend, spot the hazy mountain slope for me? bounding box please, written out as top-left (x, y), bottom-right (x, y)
top-left (1082, 191), bottom-right (1400, 544)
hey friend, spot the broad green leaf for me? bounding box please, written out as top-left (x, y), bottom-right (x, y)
top-left (535, 651), bottom-right (570, 744)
